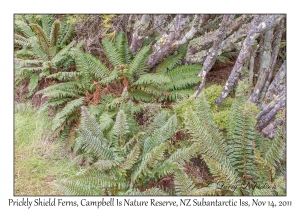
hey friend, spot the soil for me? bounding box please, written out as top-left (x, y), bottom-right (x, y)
top-left (206, 60), bottom-right (235, 85)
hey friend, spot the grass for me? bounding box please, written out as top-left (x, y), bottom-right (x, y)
top-left (14, 102), bottom-right (79, 195)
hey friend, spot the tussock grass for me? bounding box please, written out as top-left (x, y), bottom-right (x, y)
top-left (14, 102), bottom-right (79, 195)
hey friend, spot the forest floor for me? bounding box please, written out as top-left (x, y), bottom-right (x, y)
top-left (14, 103), bottom-right (79, 195)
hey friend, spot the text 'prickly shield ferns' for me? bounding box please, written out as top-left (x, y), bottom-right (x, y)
top-left (56, 105), bottom-right (207, 196)
top-left (183, 80), bottom-right (286, 195)
top-left (14, 15), bottom-right (75, 97)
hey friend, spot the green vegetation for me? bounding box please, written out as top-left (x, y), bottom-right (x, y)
top-left (14, 14), bottom-right (286, 196)
top-left (15, 103), bottom-right (79, 195)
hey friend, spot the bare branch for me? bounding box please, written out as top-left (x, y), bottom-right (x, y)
top-left (215, 14), bottom-right (284, 105)
top-left (249, 28), bottom-right (274, 104)
top-left (194, 15), bottom-right (235, 98)
top-left (130, 15), bottom-right (151, 54)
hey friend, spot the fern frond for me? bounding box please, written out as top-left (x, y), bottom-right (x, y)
top-left (80, 106), bottom-right (109, 145)
top-left (57, 169), bottom-right (126, 195)
top-left (102, 38), bottom-right (124, 66)
top-left (50, 20), bottom-right (60, 47)
top-left (184, 94), bottom-right (229, 166)
top-left (121, 142), bottom-right (140, 171)
top-left (115, 31), bottom-right (132, 64)
top-left (83, 52), bottom-right (110, 79)
top-left (52, 97), bottom-right (84, 131)
top-left (128, 90), bottom-right (154, 102)
top-left (79, 128), bottom-right (115, 160)
top-left (143, 114), bottom-right (177, 153)
top-left (264, 124), bottom-right (285, 172)
top-left (57, 17), bottom-right (74, 47)
top-left (156, 45), bottom-right (187, 73)
top-left (46, 71), bottom-right (79, 81)
top-left (99, 112), bottom-right (114, 132)
top-left (15, 20), bottom-right (35, 38)
top-left (131, 142), bottom-right (169, 182)
top-left (131, 73), bottom-right (170, 87)
top-left (126, 187), bottom-right (168, 196)
top-left (128, 45), bottom-right (150, 77)
top-left (72, 48), bottom-right (94, 89)
top-left (112, 109), bottom-right (129, 148)
top-left (31, 23), bottom-right (50, 53)
top-left (174, 169), bottom-right (197, 196)
top-left (14, 34), bottom-right (30, 48)
top-left (27, 73), bottom-right (39, 96)
top-left (29, 37), bottom-right (49, 62)
top-left (41, 14), bottom-right (54, 38)
top-left (93, 159), bottom-right (120, 171)
top-left (51, 40), bottom-right (75, 67)
top-left (202, 154), bottom-right (238, 186)
top-left (164, 89), bottom-right (195, 101)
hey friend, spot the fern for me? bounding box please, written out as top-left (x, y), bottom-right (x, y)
top-left (182, 80), bottom-right (286, 195)
top-left (56, 106), bottom-right (199, 195)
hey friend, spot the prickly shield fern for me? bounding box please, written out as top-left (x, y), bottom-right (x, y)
top-left (56, 105), bottom-right (204, 195)
top-left (14, 14), bottom-right (75, 97)
top-left (182, 80), bottom-right (286, 195)
top-left (154, 45), bottom-right (202, 101)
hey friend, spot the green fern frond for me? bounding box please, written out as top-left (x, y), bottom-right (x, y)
top-left (131, 73), bottom-right (170, 87)
top-left (52, 97), bottom-right (84, 131)
top-left (202, 155), bottom-right (238, 186)
top-left (51, 40), bottom-right (75, 66)
top-left (27, 73), bottom-right (39, 97)
top-left (131, 142), bottom-right (169, 183)
top-left (80, 106), bottom-right (108, 144)
top-left (99, 112), bottom-right (114, 132)
top-left (156, 45), bottom-right (187, 74)
top-left (128, 45), bottom-right (150, 77)
top-left (121, 142), bottom-right (140, 171)
top-left (41, 14), bottom-right (54, 38)
top-left (126, 187), bottom-right (168, 196)
top-left (174, 169), bottom-right (197, 196)
top-left (128, 90), bottom-right (154, 102)
top-left (83, 52), bottom-right (110, 79)
top-left (115, 31), bottom-right (132, 64)
top-left (112, 109), bottom-right (129, 147)
top-left (72, 48), bottom-right (94, 89)
top-left (164, 89), bottom-right (195, 101)
top-left (14, 20), bottom-right (35, 38)
top-left (143, 114), bottom-right (177, 153)
top-left (102, 38), bottom-right (124, 66)
top-left (93, 159), bottom-right (120, 171)
top-left (46, 71), bottom-right (79, 81)
top-left (264, 124), bottom-right (285, 172)
top-left (50, 20), bottom-right (60, 47)
top-left (29, 37), bottom-right (49, 62)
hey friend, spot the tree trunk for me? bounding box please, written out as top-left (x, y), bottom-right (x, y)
top-left (194, 15), bottom-right (235, 98)
top-left (260, 19), bottom-right (285, 107)
top-left (249, 28), bottom-right (274, 104)
top-left (129, 15), bottom-right (151, 54)
top-left (215, 14), bottom-right (283, 106)
top-left (264, 60), bottom-right (286, 103)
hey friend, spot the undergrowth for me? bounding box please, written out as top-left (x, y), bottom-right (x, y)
top-left (14, 102), bottom-right (79, 195)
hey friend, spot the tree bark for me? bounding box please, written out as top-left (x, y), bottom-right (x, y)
top-left (260, 19), bottom-right (285, 106)
top-left (264, 60), bottom-right (286, 103)
top-left (215, 14), bottom-right (284, 106)
top-left (256, 90), bottom-right (285, 120)
top-left (194, 15), bottom-right (235, 98)
top-left (186, 15), bottom-right (252, 64)
top-left (129, 15), bottom-right (152, 54)
top-left (261, 120), bottom-right (283, 138)
top-left (256, 98), bottom-right (285, 131)
top-left (249, 28), bottom-right (274, 104)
